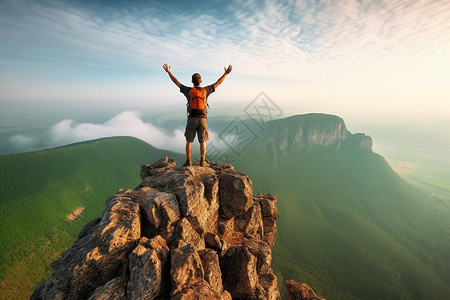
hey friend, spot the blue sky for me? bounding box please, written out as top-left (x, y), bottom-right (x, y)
top-left (1, 0), bottom-right (449, 123)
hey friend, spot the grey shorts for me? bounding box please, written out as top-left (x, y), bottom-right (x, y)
top-left (185, 117), bottom-right (209, 143)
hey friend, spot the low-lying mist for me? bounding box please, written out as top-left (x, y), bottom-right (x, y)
top-left (5, 111), bottom-right (226, 155)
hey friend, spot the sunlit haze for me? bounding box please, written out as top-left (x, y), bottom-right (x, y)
top-left (1, 0), bottom-right (449, 133)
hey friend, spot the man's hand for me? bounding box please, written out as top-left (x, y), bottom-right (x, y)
top-left (214, 65), bottom-right (232, 89)
top-left (163, 63), bottom-right (171, 73)
top-left (163, 63), bottom-right (181, 87)
top-left (224, 65), bottom-right (232, 74)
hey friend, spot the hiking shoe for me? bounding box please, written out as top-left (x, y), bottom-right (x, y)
top-left (200, 159), bottom-right (209, 167)
top-left (183, 159), bottom-right (192, 167)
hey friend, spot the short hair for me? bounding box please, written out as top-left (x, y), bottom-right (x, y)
top-left (192, 73), bottom-right (201, 86)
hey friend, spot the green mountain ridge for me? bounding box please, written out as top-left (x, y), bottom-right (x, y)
top-left (0, 136), bottom-right (184, 299)
top-left (262, 113), bottom-right (372, 151)
top-left (1, 114), bottom-right (449, 299)
top-left (232, 114), bottom-right (450, 299)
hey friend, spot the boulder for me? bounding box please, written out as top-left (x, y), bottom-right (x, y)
top-left (87, 276), bottom-right (127, 300)
top-left (211, 165), bottom-right (254, 219)
top-left (254, 193), bottom-right (280, 247)
top-left (127, 236), bottom-right (170, 299)
top-left (32, 158), bottom-right (280, 300)
top-left (285, 280), bottom-right (325, 300)
top-left (35, 195), bottom-right (140, 299)
top-left (170, 244), bottom-right (205, 296)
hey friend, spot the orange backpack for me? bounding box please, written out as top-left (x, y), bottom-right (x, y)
top-left (189, 88), bottom-right (207, 109)
top-left (187, 87), bottom-right (208, 114)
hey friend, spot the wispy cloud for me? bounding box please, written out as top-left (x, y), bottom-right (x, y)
top-left (0, 0), bottom-right (449, 111)
top-left (2, 0), bottom-right (448, 78)
top-left (9, 134), bottom-right (35, 151)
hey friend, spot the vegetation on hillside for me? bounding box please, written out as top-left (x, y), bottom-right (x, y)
top-left (0, 137), bottom-right (184, 299)
top-left (232, 115), bottom-right (450, 299)
top-left (1, 114), bottom-right (450, 300)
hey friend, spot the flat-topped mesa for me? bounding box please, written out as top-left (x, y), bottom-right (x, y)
top-left (32, 157), bottom-right (280, 300)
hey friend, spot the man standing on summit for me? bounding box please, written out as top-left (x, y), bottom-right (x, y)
top-left (163, 63), bottom-right (232, 167)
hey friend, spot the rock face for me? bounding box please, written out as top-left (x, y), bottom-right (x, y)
top-left (285, 280), bottom-right (325, 300)
top-left (262, 114), bottom-right (373, 152)
top-left (32, 157), bottom-right (280, 300)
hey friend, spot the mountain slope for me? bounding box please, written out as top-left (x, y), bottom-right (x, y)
top-left (31, 158), bottom-right (281, 299)
top-left (232, 114), bottom-right (450, 299)
top-left (0, 136), bottom-right (184, 299)
top-left (2, 114), bottom-right (450, 299)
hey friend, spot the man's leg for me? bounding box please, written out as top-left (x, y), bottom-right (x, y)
top-left (183, 142), bottom-right (193, 166)
top-left (184, 118), bottom-right (195, 167)
top-left (185, 142), bottom-right (192, 161)
top-left (200, 142), bottom-right (206, 161)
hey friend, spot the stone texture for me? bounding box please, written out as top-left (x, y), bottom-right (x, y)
top-left (285, 280), bottom-right (325, 300)
top-left (127, 236), bottom-right (170, 299)
top-left (236, 202), bottom-right (264, 238)
top-left (32, 157), bottom-right (280, 300)
top-left (125, 187), bottom-right (181, 241)
top-left (211, 164), bottom-right (254, 219)
top-left (221, 242), bottom-right (259, 298)
top-left (254, 193), bottom-right (280, 247)
top-left (170, 244), bottom-right (205, 296)
top-left (221, 238), bottom-right (280, 300)
top-left (204, 232), bottom-right (222, 251)
top-left (34, 195), bottom-right (141, 300)
top-left (175, 217), bottom-right (205, 250)
top-left (87, 276), bottom-right (127, 300)
top-left (199, 249), bottom-right (223, 294)
top-left (139, 160), bottom-right (220, 235)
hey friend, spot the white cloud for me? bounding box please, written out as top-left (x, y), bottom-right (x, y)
top-left (49, 111), bottom-right (187, 151)
top-left (9, 134), bottom-right (34, 151)
top-left (3, 0), bottom-right (448, 81)
top-left (48, 111), bottom-right (230, 154)
top-left (1, 0), bottom-right (449, 115)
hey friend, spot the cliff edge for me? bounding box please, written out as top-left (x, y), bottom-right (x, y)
top-left (31, 157), bottom-right (281, 299)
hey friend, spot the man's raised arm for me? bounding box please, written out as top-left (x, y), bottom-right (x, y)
top-left (213, 65), bottom-right (232, 89)
top-left (163, 63), bottom-right (182, 88)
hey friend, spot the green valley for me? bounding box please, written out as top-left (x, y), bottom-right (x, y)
top-left (232, 114), bottom-right (450, 299)
top-left (1, 114), bottom-right (449, 299)
top-left (0, 137), bottom-right (184, 299)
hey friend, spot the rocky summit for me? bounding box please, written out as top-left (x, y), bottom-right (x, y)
top-left (31, 157), bottom-right (281, 300)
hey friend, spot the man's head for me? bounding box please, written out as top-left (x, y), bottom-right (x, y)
top-left (192, 73), bottom-right (202, 87)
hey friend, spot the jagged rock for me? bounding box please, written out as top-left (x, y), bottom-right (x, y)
top-left (221, 242), bottom-right (258, 297)
top-left (175, 217), bottom-right (206, 250)
top-left (212, 165), bottom-right (254, 219)
top-left (236, 202), bottom-right (263, 238)
top-left (285, 280), bottom-right (325, 300)
top-left (198, 249), bottom-right (223, 294)
top-left (140, 156), bottom-right (177, 178)
top-left (87, 276), bottom-right (127, 300)
top-left (33, 195), bottom-right (141, 299)
top-left (170, 244), bottom-right (205, 296)
top-left (218, 216), bottom-right (236, 236)
top-left (33, 158), bottom-right (280, 300)
top-left (221, 238), bottom-right (280, 299)
top-left (125, 187), bottom-right (181, 241)
top-left (139, 162), bottom-right (220, 234)
top-left (204, 232), bottom-right (223, 250)
top-left (255, 194), bottom-right (279, 219)
top-left (127, 236), bottom-right (170, 299)
top-left (254, 193), bottom-right (279, 247)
